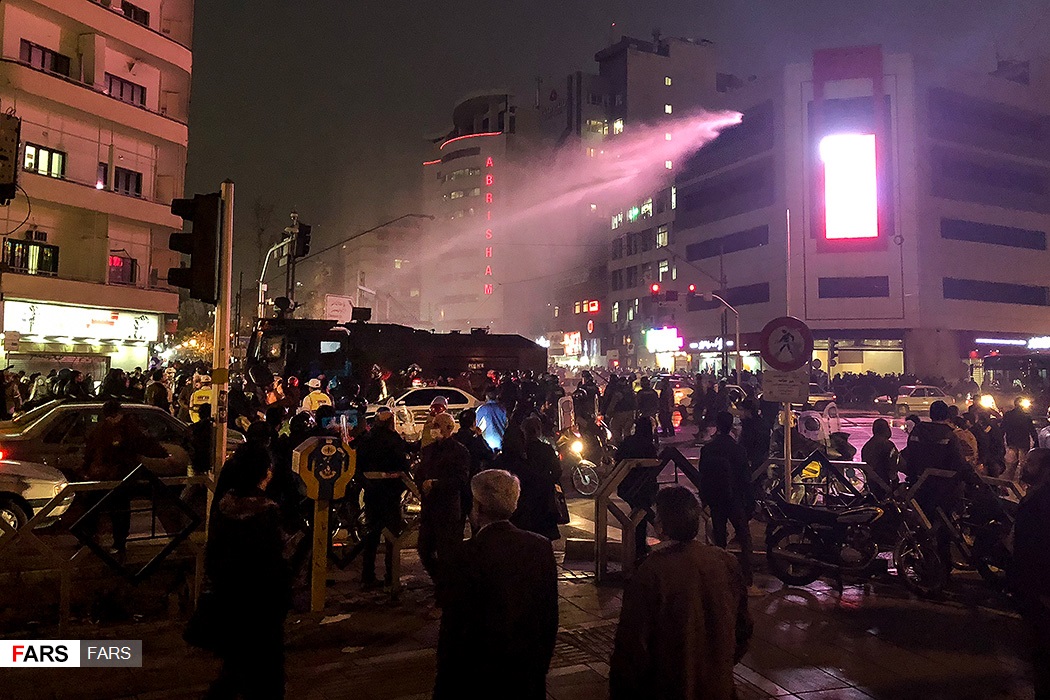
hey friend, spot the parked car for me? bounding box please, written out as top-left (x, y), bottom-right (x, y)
top-left (365, 387), bottom-right (480, 439)
top-left (0, 458), bottom-right (71, 533)
top-left (0, 401), bottom-right (244, 480)
top-left (874, 385), bottom-right (953, 416)
top-left (803, 384), bottom-right (837, 411)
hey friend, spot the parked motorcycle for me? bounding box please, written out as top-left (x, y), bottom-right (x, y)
top-left (555, 420), bottom-right (614, 496)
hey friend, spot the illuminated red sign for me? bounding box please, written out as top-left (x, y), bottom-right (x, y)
top-left (820, 134), bottom-right (878, 239)
top-left (483, 156), bottom-right (495, 295)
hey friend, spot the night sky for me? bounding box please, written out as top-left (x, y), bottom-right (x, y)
top-left (185, 0), bottom-right (1049, 279)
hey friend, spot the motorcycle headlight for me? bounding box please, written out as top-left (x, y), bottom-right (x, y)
top-left (570, 440), bottom-right (584, 455)
top-left (979, 394), bottom-right (996, 409)
top-left (1021, 398), bottom-right (1033, 410)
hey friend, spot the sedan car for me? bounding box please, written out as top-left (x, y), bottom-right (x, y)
top-left (0, 458), bottom-right (71, 533)
top-left (0, 401), bottom-right (244, 480)
top-left (874, 385), bottom-right (952, 416)
top-left (366, 387), bottom-right (480, 438)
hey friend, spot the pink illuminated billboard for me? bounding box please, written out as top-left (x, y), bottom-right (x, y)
top-left (819, 133), bottom-right (878, 240)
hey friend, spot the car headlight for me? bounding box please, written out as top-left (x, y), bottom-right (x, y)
top-left (1021, 398), bottom-right (1033, 410)
top-left (979, 395), bottom-right (996, 409)
top-left (570, 440), bottom-right (584, 455)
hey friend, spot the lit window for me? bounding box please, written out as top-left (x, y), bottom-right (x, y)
top-left (394, 259), bottom-right (403, 269)
top-left (574, 302), bottom-right (581, 314)
top-left (627, 304), bottom-right (635, 321)
top-left (665, 160), bottom-right (673, 170)
top-left (588, 300), bottom-right (600, 313)
top-left (820, 133), bottom-right (879, 239)
top-left (641, 198), bottom-right (653, 218)
top-left (589, 203), bottom-right (597, 212)
top-left (627, 206), bottom-right (640, 223)
top-left (612, 119), bottom-right (624, 135)
top-left (611, 302), bottom-right (619, 323)
top-left (554, 306), bottom-right (559, 318)
top-left (586, 148), bottom-right (596, 157)
top-left (658, 260), bottom-right (670, 281)
top-left (664, 76), bottom-right (672, 86)
top-left (23, 143), bottom-right (66, 179)
top-left (665, 132), bottom-right (672, 141)
top-left (611, 212), bottom-right (623, 230)
top-left (664, 104), bottom-right (672, 114)
top-left (672, 265), bottom-right (678, 281)
top-left (671, 186), bottom-right (677, 209)
top-left (656, 225), bottom-right (669, 248)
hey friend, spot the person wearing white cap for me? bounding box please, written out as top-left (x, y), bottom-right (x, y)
top-left (420, 395), bottom-right (449, 449)
top-left (300, 377), bottom-right (333, 412)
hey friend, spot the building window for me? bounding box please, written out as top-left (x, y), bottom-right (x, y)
top-left (3, 239), bottom-right (59, 276)
top-left (665, 132), bottom-right (673, 141)
top-left (23, 144), bottom-right (66, 179)
top-left (943, 277), bottom-right (1049, 306)
top-left (108, 254), bottom-right (138, 285)
top-left (658, 260), bottom-right (670, 282)
top-left (612, 119), bottom-right (625, 135)
top-left (665, 76), bottom-right (672, 86)
top-left (626, 267), bottom-right (638, 288)
top-left (394, 259), bottom-right (405, 269)
top-left (98, 163), bottom-right (143, 197)
top-left (940, 218), bottom-right (1047, 250)
top-left (641, 198), bottom-right (653, 218)
top-left (664, 104), bottom-right (673, 114)
top-left (627, 206), bottom-right (640, 223)
top-left (665, 160), bottom-right (673, 170)
top-left (553, 306), bottom-right (559, 318)
top-left (818, 276), bottom-right (891, 299)
top-left (574, 302), bottom-right (581, 314)
top-left (611, 212), bottom-right (623, 230)
top-left (19, 39), bottom-right (70, 77)
top-left (656, 225), bottom-right (669, 248)
top-left (121, 0), bottom-right (150, 26)
top-left (586, 119), bottom-right (607, 135)
top-left (671, 185), bottom-right (677, 209)
top-left (672, 264), bottom-right (678, 281)
top-left (611, 302), bottom-right (619, 323)
top-left (105, 73), bottom-right (147, 107)
top-left (686, 225), bottom-right (769, 261)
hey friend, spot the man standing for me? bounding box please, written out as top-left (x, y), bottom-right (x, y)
top-left (475, 388), bottom-right (508, 452)
top-left (610, 486), bottom-right (753, 700)
top-left (1011, 448), bottom-right (1050, 700)
top-left (698, 412), bottom-right (759, 594)
top-left (300, 378), bottom-right (332, 413)
top-left (657, 377), bottom-right (675, 437)
top-left (416, 412), bottom-right (471, 587)
top-left (1002, 397), bottom-right (1038, 480)
top-left (435, 469), bottom-right (558, 700)
top-left (356, 409), bottom-right (412, 588)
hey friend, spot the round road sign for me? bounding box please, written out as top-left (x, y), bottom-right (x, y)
top-left (760, 316), bottom-right (814, 372)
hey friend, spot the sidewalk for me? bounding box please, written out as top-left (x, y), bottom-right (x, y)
top-left (3, 536), bottom-right (1034, 700)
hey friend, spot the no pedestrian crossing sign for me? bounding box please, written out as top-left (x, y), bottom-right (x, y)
top-left (759, 316), bottom-right (814, 372)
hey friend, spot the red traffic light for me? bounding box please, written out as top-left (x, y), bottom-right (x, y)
top-left (650, 283), bottom-right (660, 295)
top-left (687, 284), bottom-right (697, 295)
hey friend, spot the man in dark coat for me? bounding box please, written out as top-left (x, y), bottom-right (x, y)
top-left (698, 411), bottom-right (757, 590)
top-left (616, 417), bottom-right (661, 561)
top-left (1011, 448), bottom-right (1050, 699)
top-left (1002, 397), bottom-right (1039, 480)
top-left (861, 418), bottom-right (899, 499)
top-left (435, 469), bottom-right (558, 700)
top-left (416, 412), bottom-right (471, 587)
top-left (356, 409), bottom-right (413, 587)
top-left (610, 486), bottom-right (753, 700)
top-left (204, 447), bottom-right (293, 699)
top-left (509, 416), bottom-right (562, 541)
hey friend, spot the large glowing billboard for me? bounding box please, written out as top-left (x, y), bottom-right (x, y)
top-left (819, 133), bottom-right (878, 240)
top-left (645, 327), bottom-right (684, 354)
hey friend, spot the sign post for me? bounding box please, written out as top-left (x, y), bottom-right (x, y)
top-left (293, 436), bottom-right (356, 612)
top-left (759, 316), bottom-right (814, 500)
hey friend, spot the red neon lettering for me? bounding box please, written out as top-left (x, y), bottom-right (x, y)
top-left (485, 229), bottom-right (493, 239)
top-left (486, 157), bottom-right (494, 167)
top-left (486, 174), bottom-right (494, 186)
top-left (485, 192), bottom-right (493, 204)
top-left (486, 211), bottom-right (492, 220)
top-left (485, 266), bottom-right (493, 276)
top-left (484, 284), bottom-right (494, 295)
top-left (485, 246), bottom-right (492, 257)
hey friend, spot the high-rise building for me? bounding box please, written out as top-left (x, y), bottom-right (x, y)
top-left (0, 0), bottom-right (192, 375)
top-left (421, 92), bottom-right (538, 333)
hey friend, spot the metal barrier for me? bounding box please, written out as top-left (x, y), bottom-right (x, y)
top-left (593, 447), bottom-right (702, 583)
top-left (378, 473), bottom-right (422, 592)
top-left (0, 468), bottom-right (211, 631)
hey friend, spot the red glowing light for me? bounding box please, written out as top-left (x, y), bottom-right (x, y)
top-left (485, 266), bottom-right (493, 276)
top-left (484, 284), bottom-right (494, 295)
top-left (439, 131), bottom-right (503, 151)
top-left (109, 255), bottom-right (124, 267)
top-left (587, 300), bottom-right (600, 313)
top-left (820, 133), bottom-right (878, 239)
top-left (485, 157), bottom-right (494, 167)
top-left (485, 192), bottom-right (493, 204)
top-left (422, 159), bottom-right (441, 166)
top-left (485, 174), bottom-right (494, 186)
top-left (650, 283), bottom-right (660, 293)
top-left (485, 246), bottom-right (492, 257)
top-left (485, 229), bottom-right (493, 239)
top-left (688, 284), bottom-right (696, 293)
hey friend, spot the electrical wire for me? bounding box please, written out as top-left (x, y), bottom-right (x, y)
top-left (2, 184), bottom-right (31, 236)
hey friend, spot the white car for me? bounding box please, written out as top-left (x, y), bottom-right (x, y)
top-left (366, 387), bottom-right (480, 438)
top-left (874, 385), bottom-right (953, 416)
top-left (0, 459), bottom-right (70, 533)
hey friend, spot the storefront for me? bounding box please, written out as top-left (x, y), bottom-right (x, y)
top-left (0, 300), bottom-right (161, 377)
top-left (686, 336), bottom-right (763, 377)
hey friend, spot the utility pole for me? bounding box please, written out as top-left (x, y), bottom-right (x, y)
top-left (210, 180), bottom-right (234, 489)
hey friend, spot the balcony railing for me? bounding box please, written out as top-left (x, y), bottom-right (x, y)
top-left (3, 239), bottom-right (60, 277)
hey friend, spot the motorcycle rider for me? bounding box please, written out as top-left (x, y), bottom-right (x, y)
top-left (356, 408), bottom-right (413, 589)
top-left (901, 400), bottom-right (983, 575)
top-left (698, 411), bottom-right (761, 596)
top-left (1002, 397), bottom-right (1038, 481)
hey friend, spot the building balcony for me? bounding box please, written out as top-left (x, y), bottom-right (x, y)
top-left (20, 170), bottom-right (182, 228)
top-left (0, 59), bottom-right (188, 144)
top-left (2, 238), bottom-right (59, 277)
top-left (2, 267), bottom-right (178, 315)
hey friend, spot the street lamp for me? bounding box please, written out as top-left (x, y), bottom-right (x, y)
top-left (704, 291), bottom-right (741, 385)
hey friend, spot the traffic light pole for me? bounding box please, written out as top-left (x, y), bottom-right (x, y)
top-left (211, 180), bottom-right (234, 486)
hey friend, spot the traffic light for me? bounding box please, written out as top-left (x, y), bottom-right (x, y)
top-left (687, 284), bottom-right (697, 297)
top-left (293, 222), bottom-right (312, 258)
top-left (650, 283), bottom-right (661, 299)
top-left (168, 192), bottom-right (222, 304)
top-left (828, 339), bottom-right (839, 368)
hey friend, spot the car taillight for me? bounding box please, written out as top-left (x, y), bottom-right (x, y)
top-left (0, 449), bottom-right (6, 461)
